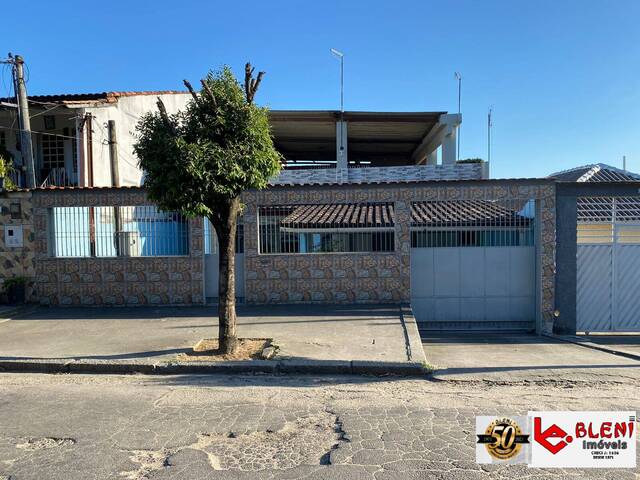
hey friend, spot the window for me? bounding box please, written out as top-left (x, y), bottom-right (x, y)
top-left (49, 206), bottom-right (189, 257)
top-left (41, 133), bottom-right (65, 171)
top-left (258, 203), bottom-right (395, 254)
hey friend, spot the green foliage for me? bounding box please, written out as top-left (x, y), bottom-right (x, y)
top-left (0, 155), bottom-right (17, 191)
top-left (133, 66), bottom-right (282, 218)
top-left (2, 276), bottom-right (28, 291)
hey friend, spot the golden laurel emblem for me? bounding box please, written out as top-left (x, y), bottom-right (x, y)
top-left (479, 417), bottom-right (527, 460)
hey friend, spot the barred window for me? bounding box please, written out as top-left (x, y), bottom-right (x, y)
top-left (49, 206), bottom-right (189, 257)
top-left (41, 133), bottom-right (65, 171)
top-left (410, 200), bottom-right (535, 248)
top-left (258, 203), bottom-right (395, 254)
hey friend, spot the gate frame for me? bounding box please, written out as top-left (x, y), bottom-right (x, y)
top-left (555, 182), bottom-right (640, 334)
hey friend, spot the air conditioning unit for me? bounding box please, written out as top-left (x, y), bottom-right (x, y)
top-left (116, 231), bottom-right (140, 257)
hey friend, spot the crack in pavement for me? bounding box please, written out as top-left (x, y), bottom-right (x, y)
top-left (119, 411), bottom-right (349, 478)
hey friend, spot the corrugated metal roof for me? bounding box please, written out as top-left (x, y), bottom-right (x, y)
top-left (411, 200), bottom-right (531, 227)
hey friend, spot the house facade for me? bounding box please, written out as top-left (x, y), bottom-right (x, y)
top-left (4, 92), bottom-right (640, 335)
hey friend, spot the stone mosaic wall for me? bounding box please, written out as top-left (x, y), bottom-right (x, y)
top-left (32, 188), bottom-right (204, 306)
top-left (0, 191), bottom-right (36, 302)
top-left (25, 181), bottom-right (556, 332)
top-left (242, 181), bottom-right (557, 333)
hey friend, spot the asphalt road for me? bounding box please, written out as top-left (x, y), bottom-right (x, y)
top-left (0, 371), bottom-right (638, 479)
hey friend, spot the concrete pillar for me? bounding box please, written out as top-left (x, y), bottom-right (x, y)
top-left (442, 127), bottom-right (457, 165)
top-left (336, 120), bottom-right (348, 169)
top-left (426, 150), bottom-right (438, 166)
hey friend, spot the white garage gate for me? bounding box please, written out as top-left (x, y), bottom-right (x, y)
top-left (576, 197), bottom-right (640, 332)
top-left (410, 200), bottom-right (537, 331)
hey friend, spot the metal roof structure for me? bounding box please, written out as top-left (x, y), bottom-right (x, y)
top-left (550, 163), bottom-right (640, 182)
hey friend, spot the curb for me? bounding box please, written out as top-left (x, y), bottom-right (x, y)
top-left (543, 334), bottom-right (640, 362)
top-left (399, 305), bottom-right (429, 365)
top-left (0, 304), bottom-right (38, 321)
top-left (0, 358), bottom-right (429, 377)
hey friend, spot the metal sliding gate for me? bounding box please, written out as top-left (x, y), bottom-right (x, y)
top-left (410, 199), bottom-right (537, 331)
top-left (577, 197), bottom-right (640, 332)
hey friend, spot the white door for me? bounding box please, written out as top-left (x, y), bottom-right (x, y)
top-left (411, 246), bottom-right (536, 331)
top-left (204, 219), bottom-right (245, 302)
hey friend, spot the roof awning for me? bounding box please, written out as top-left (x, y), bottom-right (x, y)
top-left (411, 200), bottom-right (532, 228)
top-left (280, 203), bottom-right (395, 231)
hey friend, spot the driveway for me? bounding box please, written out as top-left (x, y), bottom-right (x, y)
top-left (422, 333), bottom-right (640, 382)
top-left (0, 304), bottom-right (423, 365)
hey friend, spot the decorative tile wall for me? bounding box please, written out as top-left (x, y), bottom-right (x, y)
top-left (0, 191), bottom-right (36, 301)
top-left (31, 188), bottom-right (204, 306)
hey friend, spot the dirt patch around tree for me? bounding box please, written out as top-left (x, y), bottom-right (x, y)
top-left (176, 338), bottom-right (273, 361)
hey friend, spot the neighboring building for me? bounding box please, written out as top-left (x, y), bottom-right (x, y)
top-left (0, 91), bottom-right (191, 188)
top-left (552, 163), bottom-right (640, 334)
top-left (1, 91), bottom-right (484, 189)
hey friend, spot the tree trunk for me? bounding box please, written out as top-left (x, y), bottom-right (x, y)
top-left (212, 197), bottom-right (241, 354)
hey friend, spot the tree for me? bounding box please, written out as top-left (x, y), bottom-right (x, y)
top-left (134, 64), bottom-right (282, 354)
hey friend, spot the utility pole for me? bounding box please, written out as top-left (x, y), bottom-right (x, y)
top-left (108, 120), bottom-right (123, 256)
top-left (11, 55), bottom-right (36, 188)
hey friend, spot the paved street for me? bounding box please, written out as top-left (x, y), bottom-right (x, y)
top-left (0, 369), bottom-right (638, 480)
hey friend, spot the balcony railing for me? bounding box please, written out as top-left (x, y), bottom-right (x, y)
top-left (39, 167), bottom-right (77, 188)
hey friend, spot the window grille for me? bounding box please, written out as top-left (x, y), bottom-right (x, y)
top-left (410, 199), bottom-right (535, 248)
top-left (41, 134), bottom-right (65, 171)
top-left (258, 203), bottom-right (395, 254)
top-left (49, 206), bottom-right (189, 257)
top-left (203, 219), bottom-right (244, 254)
top-left (577, 197), bottom-right (640, 244)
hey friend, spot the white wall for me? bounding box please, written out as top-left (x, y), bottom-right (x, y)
top-left (85, 93), bottom-right (191, 187)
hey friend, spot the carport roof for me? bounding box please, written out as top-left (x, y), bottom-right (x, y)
top-left (280, 203), bottom-right (395, 229)
top-left (411, 200), bottom-right (531, 227)
top-left (273, 200), bottom-right (531, 230)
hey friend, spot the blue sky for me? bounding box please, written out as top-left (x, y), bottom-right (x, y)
top-left (3, 0), bottom-right (639, 178)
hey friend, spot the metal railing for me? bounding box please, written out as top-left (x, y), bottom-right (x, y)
top-left (577, 196), bottom-right (640, 244)
top-left (49, 205), bottom-right (189, 257)
top-left (40, 167), bottom-right (77, 188)
top-left (258, 203), bottom-right (395, 254)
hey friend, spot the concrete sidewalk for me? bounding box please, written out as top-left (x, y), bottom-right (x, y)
top-left (0, 304), bottom-right (426, 376)
top-left (422, 333), bottom-right (640, 382)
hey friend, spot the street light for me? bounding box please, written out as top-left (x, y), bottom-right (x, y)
top-left (330, 48), bottom-right (344, 113)
top-left (454, 72), bottom-right (462, 161)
